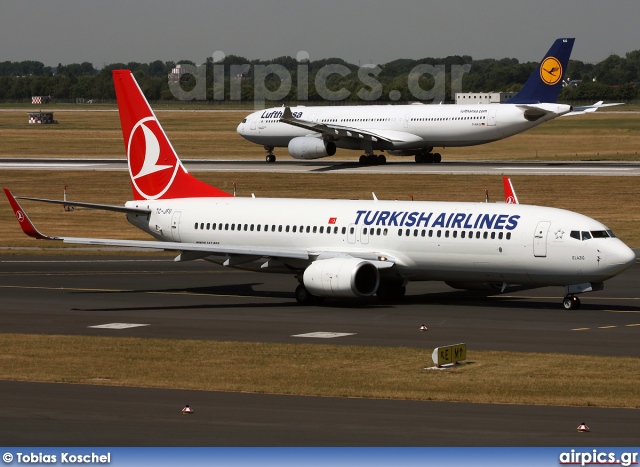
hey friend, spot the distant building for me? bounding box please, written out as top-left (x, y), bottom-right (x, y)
top-left (455, 92), bottom-right (516, 104)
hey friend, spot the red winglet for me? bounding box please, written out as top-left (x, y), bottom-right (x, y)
top-left (3, 188), bottom-right (53, 240)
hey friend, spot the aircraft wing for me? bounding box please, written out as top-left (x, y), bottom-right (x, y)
top-left (279, 107), bottom-right (400, 144)
top-left (562, 101), bottom-right (624, 116)
top-left (5, 188), bottom-right (396, 267)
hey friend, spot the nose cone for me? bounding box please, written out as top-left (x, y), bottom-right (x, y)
top-left (607, 242), bottom-right (637, 272)
top-left (236, 121), bottom-right (245, 137)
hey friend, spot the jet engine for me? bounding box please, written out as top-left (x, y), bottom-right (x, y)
top-left (288, 137), bottom-right (337, 160)
top-left (303, 258), bottom-right (379, 298)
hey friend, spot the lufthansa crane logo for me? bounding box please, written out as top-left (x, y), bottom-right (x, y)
top-left (127, 117), bottom-right (180, 200)
top-left (540, 56), bottom-right (562, 86)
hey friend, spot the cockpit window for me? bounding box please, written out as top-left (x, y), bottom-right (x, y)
top-left (242, 119), bottom-right (247, 123)
top-left (590, 230), bottom-right (610, 239)
top-left (607, 230), bottom-right (616, 238)
top-left (581, 231), bottom-right (592, 240)
top-left (570, 231), bottom-right (580, 240)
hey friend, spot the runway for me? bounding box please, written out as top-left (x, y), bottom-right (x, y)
top-left (2, 158), bottom-right (640, 176)
top-left (1, 255), bottom-right (638, 446)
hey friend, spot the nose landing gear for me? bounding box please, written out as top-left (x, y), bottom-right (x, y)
top-left (563, 295), bottom-right (581, 310)
top-left (264, 146), bottom-right (276, 163)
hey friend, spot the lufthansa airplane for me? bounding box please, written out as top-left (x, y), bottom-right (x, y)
top-left (237, 38), bottom-right (618, 164)
top-left (5, 70), bottom-right (635, 310)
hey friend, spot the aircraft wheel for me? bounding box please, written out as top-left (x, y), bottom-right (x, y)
top-left (563, 295), bottom-right (580, 310)
top-left (266, 154), bottom-right (276, 163)
top-left (433, 153), bottom-right (442, 163)
top-left (295, 284), bottom-right (323, 305)
top-left (359, 155), bottom-right (367, 165)
top-left (415, 153), bottom-right (424, 163)
top-left (377, 154), bottom-right (386, 164)
top-left (425, 153), bottom-right (434, 163)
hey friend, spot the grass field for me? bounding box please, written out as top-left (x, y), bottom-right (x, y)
top-left (1, 334), bottom-right (638, 408)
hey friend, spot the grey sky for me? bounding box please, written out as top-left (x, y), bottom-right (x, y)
top-left (1, 0), bottom-right (638, 67)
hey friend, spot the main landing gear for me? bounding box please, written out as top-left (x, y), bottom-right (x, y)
top-left (563, 295), bottom-right (581, 310)
top-left (415, 151), bottom-right (442, 163)
top-left (358, 153), bottom-right (387, 165)
top-left (295, 284), bottom-right (324, 305)
top-left (264, 145), bottom-right (276, 163)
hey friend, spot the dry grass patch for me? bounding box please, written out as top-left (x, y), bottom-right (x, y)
top-left (0, 334), bottom-right (638, 407)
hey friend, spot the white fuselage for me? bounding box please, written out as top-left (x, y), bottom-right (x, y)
top-left (126, 196), bottom-right (634, 288)
top-left (237, 103), bottom-right (571, 155)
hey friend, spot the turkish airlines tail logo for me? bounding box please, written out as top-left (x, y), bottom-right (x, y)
top-left (113, 70), bottom-right (231, 200)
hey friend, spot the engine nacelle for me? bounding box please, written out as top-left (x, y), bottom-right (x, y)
top-left (288, 137), bottom-right (337, 160)
top-left (303, 258), bottom-right (380, 298)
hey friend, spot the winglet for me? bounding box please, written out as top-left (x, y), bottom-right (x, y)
top-left (502, 177), bottom-right (519, 204)
top-left (281, 106), bottom-right (294, 120)
top-left (3, 188), bottom-right (56, 240)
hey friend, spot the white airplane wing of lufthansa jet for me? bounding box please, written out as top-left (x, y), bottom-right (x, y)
top-left (237, 38), bottom-right (622, 164)
top-left (5, 70), bottom-right (636, 310)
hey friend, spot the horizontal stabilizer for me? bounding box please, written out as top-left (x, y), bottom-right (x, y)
top-left (15, 196), bottom-right (151, 215)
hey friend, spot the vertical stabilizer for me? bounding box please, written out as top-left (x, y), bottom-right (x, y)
top-left (505, 38), bottom-right (574, 104)
top-left (112, 70), bottom-right (231, 200)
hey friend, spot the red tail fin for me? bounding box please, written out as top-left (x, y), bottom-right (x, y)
top-left (503, 177), bottom-right (519, 204)
top-left (113, 70), bottom-right (231, 200)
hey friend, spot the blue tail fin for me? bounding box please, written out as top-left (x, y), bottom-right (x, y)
top-left (505, 38), bottom-right (574, 104)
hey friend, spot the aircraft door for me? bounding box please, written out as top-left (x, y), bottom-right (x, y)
top-left (347, 223), bottom-right (356, 244)
top-left (404, 113), bottom-right (410, 128)
top-left (487, 109), bottom-right (497, 126)
top-left (533, 221), bottom-right (551, 257)
top-left (171, 211), bottom-right (182, 242)
top-left (360, 226), bottom-right (370, 245)
top-left (250, 117), bottom-right (256, 130)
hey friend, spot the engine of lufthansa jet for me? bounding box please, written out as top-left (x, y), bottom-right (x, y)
top-left (288, 137), bottom-right (337, 160)
top-left (303, 258), bottom-right (380, 298)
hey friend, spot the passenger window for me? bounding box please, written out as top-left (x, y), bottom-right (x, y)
top-left (286, 225), bottom-right (290, 232)
top-left (278, 225), bottom-right (282, 232)
top-left (398, 229), bottom-right (402, 236)
top-left (349, 227), bottom-right (354, 234)
top-left (308, 226), bottom-right (312, 233)
top-left (225, 223), bottom-right (229, 230)
top-left (498, 232), bottom-right (503, 239)
top-left (292, 226), bottom-right (296, 232)
top-left (461, 231), bottom-right (465, 239)
top-left (206, 223), bottom-right (210, 230)
top-left (414, 229), bottom-right (418, 237)
top-left (429, 230), bottom-right (433, 237)
top-left (383, 228), bottom-right (387, 236)
top-left (231, 224), bottom-right (235, 231)
top-left (445, 230), bottom-right (449, 238)
top-left (250, 224), bottom-right (254, 231)
top-left (506, 232), bottom-right (511, 240)
top-left (342, 227), bottom-right (346, 234)
top-left (453, 231), bottom-right (457, 238)
top-left (491, 232), bottom-right (495, 239)
top-left (377, 228), bottom-right (381, 235)
top-left (483, 232), bottom-right (488, 239)
top-left (313, 226), bottom-right (317, 233)
top-left (194, 223), bottom-right (198, 229)
top-left (244, 224), bottom-right (248, 231)
top-left (476, 231), bottom-right (480, 239)
top-left (200, 223), bottom-right (205, 230)
top-left (320, 226), bottom-right (324, 233)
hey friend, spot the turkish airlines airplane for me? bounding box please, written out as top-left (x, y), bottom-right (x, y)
top-left (5, 70), bottom-right (635, 310)
top-left (237, 38), bottom-right (619, 164)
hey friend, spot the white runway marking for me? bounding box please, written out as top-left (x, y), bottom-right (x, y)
top-left (292, 332), bottom-right (356, 339)
top-left (88, 323), bottom-right (150, 329)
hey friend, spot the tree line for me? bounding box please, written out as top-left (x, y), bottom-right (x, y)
top-left (1, 49), bottom-right (639, 103)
